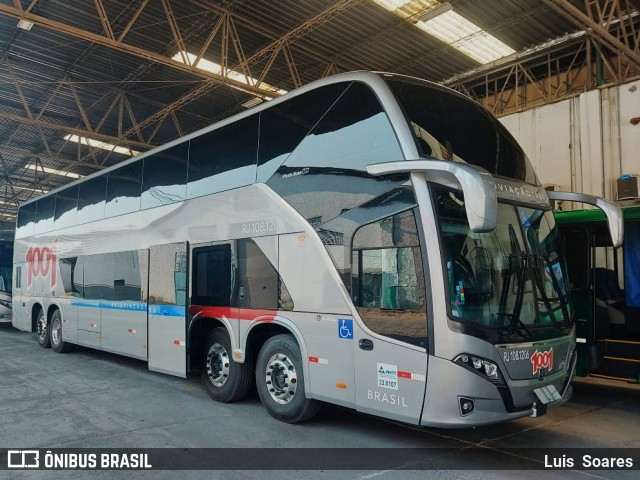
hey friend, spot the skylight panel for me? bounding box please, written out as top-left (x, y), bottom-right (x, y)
top-left (370, 0), bottom-right (515, 64)
top-left (416, 10), bottom-right (515, 64)
top-left (171, 51), bottom-right (288, 98)
top-left (64, 134), bottom-right (141, 157)
top-left (25, 164), bottom-right (83, 179)
top-left (375, 0), bottom-right (413, 11)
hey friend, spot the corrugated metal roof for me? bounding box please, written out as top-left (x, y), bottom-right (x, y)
top-left (0, 0), bottom-right (636, 220)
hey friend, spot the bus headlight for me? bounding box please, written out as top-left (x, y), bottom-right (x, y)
top-left (454, 354), bottom-right (503, 384)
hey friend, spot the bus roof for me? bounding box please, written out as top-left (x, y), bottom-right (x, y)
top-left (16, 70), bottom-right (522, 210)
top-left (554, 205), bottom-right (640, 224)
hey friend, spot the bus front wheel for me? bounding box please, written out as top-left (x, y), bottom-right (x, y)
top-left (35, 310), bottom-right (51, 349)
top-left (256, 334), bottom-right (320, 423)
top-left (50, 310), bottom-right (75, 354)
top-left (201, 328), bottom-right (253, 403)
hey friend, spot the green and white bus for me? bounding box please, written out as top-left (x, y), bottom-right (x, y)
top-left (556, 205), bottom-right (640, 383)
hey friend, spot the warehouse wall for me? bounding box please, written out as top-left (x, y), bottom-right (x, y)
top-left (499, 79), bottom-right (640, 202)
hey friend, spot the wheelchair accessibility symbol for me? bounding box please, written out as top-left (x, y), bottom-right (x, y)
top-left (338, 319), bottom-right (353, 340)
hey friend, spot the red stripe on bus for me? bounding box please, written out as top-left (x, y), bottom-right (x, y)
top-left (397, 371), bottom-right (411, 379)
top-left (189, 306), bottom-right (276, 322)
top-left (309, 356), bottom-right (319, 363)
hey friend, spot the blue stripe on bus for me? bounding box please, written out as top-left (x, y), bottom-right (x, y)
top-left (70, 300), bottom-right (185, 317)
top-left (149, 305), bottom-right (185, 317)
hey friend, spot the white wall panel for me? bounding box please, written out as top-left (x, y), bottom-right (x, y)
top-left (499, 79), bottom-right (640, 203)
top-left (500, 101), bottom-right (572, 191)
top-left (617, 80), bottom-right (640, 177)
top-left (579, 89), bottom-right (605, 197)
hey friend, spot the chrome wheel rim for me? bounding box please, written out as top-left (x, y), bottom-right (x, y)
top-left (264, 353), bottom-right (298, 404)
top-left (206, 343), bottom-right (229, 387)
top-left (36, 315), bottom-right (47, 341)
top-left (51, 317), bottom-right (61, 346)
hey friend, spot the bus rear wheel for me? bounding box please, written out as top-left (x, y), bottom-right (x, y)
top-left (256, 334), bottom-right (320, 423)
top-left (35, 309), bottom-right (51, 348)
top-left (201, 328), bottom-right (253, 403)
top-left (50, 310), bottom-right (75, 354)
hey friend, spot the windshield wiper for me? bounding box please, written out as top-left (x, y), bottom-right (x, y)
top-left (531, 253), bottom-right (555, 314)
top-left (498, 225), bottom-right (530, 337)
top-left (537, 253), bottom-right (571, 324)
top-left (510, 252), bottom-right (530, 336)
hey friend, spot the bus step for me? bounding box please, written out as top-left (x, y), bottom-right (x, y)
top-left (599, 339), bottom-right (640, 360)
top-left (601, 355), bottom-right (640, 363)
top-left (589, 372), bottom-right (640, 384)
top-left (597, 356), bottom-right (640, 381)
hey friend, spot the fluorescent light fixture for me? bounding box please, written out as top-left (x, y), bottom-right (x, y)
top-left (11, 185), bottom-right (49, 194)
top-left (25, 164), bottom-right (83, 179)
top-left (172, 51), bottom-right (288, 98)
top-left (17, 19), bottom-right (34, 31)
top-left (370, 1), bottom-right (515, 64)
top-left (242, 97), bottom-right (264, 109)
top-left (64, 134), bottom-right (140, 156)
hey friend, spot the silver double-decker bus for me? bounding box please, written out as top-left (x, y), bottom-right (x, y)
top-left (12, 72), bottom-right (622, 427)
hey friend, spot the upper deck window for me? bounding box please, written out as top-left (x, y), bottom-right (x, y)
top-left (16, 202), bottom-right (36, 238)
top-left (34, 196), bottom-right (55, 234)
top-left (283, 82), bottom-right (402, 172)
top-left (77, 176), bottom-right (107, 224)
top-left (54, 185), bottom-right (79, 230)
top-left (106, 161), bottom-right (143, 218)
top-left (257, 83), bottom-right (350, 181)
top-left (187, 114), bottom-right (259, 199)
top-left (142, 143), bottom-right (188, 209)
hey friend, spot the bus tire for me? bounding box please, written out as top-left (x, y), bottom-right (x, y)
top-left (256, 334), bottom-right (320, 423)
top-left (201, 328), bottom-right (253, 403)
top-left (35, 309), bottom-right (51, 349)
top-left (50, 310), bottom-right (75, 354)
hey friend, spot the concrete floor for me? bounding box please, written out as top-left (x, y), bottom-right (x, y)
top-left (0, 321), bottom-right (638, 479)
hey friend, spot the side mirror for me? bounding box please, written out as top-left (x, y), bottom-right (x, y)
top-left (547, 191), bottom-right (623, 247)
top-left (368, 160), bottom-right (497, 232)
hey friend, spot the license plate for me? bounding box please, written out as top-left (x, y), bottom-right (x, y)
top-left (533, 385), bottom-right (561, 404)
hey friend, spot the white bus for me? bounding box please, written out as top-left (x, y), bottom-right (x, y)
top-left (12, 72), bottom-right (622, 427)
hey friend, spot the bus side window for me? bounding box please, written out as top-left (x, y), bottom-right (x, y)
top-left (191, 245), bottom-right (232, 307)
top-left (351, 210), bottom-right (427, 348)
top-left (234, 238), bottom-right (293, 311)
top-left (15, 265), bottom-right (21, 290)
top-left (60, 257), bottom-right (82, 297)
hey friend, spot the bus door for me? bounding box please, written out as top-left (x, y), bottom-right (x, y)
top-left (186, 242), bottom-right (237, 366)
top-left (148, 243), bottom-right (188, 377)
top-left (350, 209), bottom-right (429, 425)
top-left (11, 263), bottom-right (24, 328)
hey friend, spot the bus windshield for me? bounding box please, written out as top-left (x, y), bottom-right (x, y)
top-left (434, 186), bottom-right (572, 333)
top-left (384, 76), bottom-right (538, 184)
